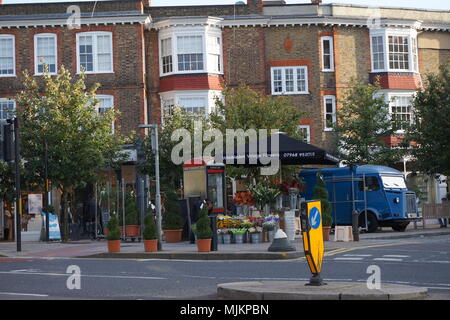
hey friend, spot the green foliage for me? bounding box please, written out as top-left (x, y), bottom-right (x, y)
top-left (195, 205), bottom-right (213, 239)
top-left (250, 182), bottom-right (281, 210)
top-left (124, 190), bottom-right (139, 225)
top-left (211, 84), bottom-right (305, 180)
top-left (405, 63), bottom-right (450, 176)
top-left (313, 173), bottom-right (332, 227)
top-left (333, 79), bottom-right (404, 166)
top-left (162, 191), bottom-right (184, 230)
top-left (106, 214), bottom-right (121, 241)
top-left (143, 214), bottom-right (157, 240)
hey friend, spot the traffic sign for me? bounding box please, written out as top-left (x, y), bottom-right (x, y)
top-left (301, 200), bottom-right (325, 284)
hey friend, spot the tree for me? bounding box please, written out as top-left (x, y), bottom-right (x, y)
top-left (406, 63), bottom-right (450, 176)
top-left (333, 79), bottom-right (404, 166)
top-left (139, 107), bottom-right (213, 192)
top-left (16, 66), bottom-right (128, 241)
top-left (210, 85), bottom-right (304, 181)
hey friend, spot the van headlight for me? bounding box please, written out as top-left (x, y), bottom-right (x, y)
top-left (393, 197), bottom-right (400, 204)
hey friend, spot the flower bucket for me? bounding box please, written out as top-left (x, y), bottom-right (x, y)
top-left (223, 234), bottom-right (231, 244)
top-left (234, 234), bottom-right (244, 244)
top-left (268, 230), bottom-right (275, 243)
top-left (251, 233), bottom-right (261, 244)
top-left (217, 234), bottom-right (224, 244)
top-left (164, 229), bottom-right (183, 243)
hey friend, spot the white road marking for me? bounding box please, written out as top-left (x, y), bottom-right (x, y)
top-left (373, 258), bottom-right (404, 262)
top-left (0, 292), bottom-right (49, 297)
top-left (343, 254), bottom-right (372, 257)
top-left (0, 271), bottom-right (166, 280)
top-left (334, 257), bottom-right (364, 261)
top-left (382, 255), bottom-right (410, 258)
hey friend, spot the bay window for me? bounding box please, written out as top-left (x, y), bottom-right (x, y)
top-left (77, 32), bottom-right (113, 74)
top-left (370, 28), bottom-right (419, 73)
top-left (35, 34), bottom-right (57, 75)
top-left (158, 23), bottom-right (223, 76)
top-left (387, 93), bottom-right (414, 132)
top-left (0, 35), bottom-right (15, 76)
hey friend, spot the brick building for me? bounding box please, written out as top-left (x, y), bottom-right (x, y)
top-left (1, 0), bottom-right (449, 148)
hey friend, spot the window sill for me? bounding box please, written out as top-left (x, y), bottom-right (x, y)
top-left (321, 69), bottom-right (335, 73)
top-left (0, 74), bottom-right (16, 78)
top-left (272, 91), bottom-right (310, 96)
top-left (77, 71), bottom-right (114, 75)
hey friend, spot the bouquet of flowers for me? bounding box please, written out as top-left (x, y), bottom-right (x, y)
top-left (230, 228), bottom-right (247, 235)
top-left (262, 220), bottom-right (277, 231)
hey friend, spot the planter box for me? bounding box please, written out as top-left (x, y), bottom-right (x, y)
top-left (144, 239), bottom-right (158, 252)
top-left (163, 229), bottom-right (183, 243)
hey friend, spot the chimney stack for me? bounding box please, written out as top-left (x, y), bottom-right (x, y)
top-left (311, 0), bottom-right (322, 4)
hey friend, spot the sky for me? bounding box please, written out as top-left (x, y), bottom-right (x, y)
top-left (2, 0), bottom-right (450, 11)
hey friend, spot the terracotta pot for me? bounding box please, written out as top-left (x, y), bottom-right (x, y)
top-left (163, 229), bottom-right (183, 243)
top-left (125, 225), bottom-right (140, 237)
top-left (196, 238), bottom-right (212, 252)
top-left (103, 228), bottom-right (109, 237)
top-left (323, 226), bottom-right (331, 241)
top-left (107, 240), bottom-right (121, 253)
top-left (144, 239), bottom-right (158, 252)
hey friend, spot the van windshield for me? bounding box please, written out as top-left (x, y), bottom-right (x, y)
top-left (381, 176), bottom-right (407, 189)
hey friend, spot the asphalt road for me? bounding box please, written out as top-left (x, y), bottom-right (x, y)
top-left (0, 235), bottom-right (449, 300)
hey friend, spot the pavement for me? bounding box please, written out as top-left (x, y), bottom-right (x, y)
top-left (217, 281), bottom-right (429, 300)
top-left (0, 222), bottom-right (449, 260)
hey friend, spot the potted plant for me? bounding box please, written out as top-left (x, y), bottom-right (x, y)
top-left (106, 213), bottom-right (121, 253)
top-left (313, 173), bottom-right (333, 241)
top-left (221, 228), bottom-right (231, 244)
top-left (162, 191), bottom-right (184, 243)
top-left (251, 183), bottom-right (281, 215)
top-left (143, 214), bottom-right (158, 252)
top-left (124, 191), bottom-right (140, 237)
top-left (262, 219), bottom-right (277, 242)
top-left (195, 205), bottom-right (213, 252)
top-left (230, 228), bottom-right (247, 244)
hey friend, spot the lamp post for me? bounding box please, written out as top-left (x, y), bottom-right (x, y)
top-left (139, 124), bottom-right (162, 251)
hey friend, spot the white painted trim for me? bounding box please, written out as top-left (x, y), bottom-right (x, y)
top-left (76, 31), bottom-right (114, 74)
top-left (321, 36), bottom-right (334, 72)
top-left (0, 34), bottom-right (16, 77)
top-left (323, 95), bottom-right (336, 132)
top-left (298, 125), bottom-right (311, 143)
top-left (270, 66), bottom-right (309, 96)
top-left (34, 33), bottom-right (58, 76)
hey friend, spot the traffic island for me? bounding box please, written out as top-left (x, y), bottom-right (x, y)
top-left (217, 281), bottom-right (428, 300)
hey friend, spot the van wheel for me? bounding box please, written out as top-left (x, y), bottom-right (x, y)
top-left (359, 212), bottom-right (379, 233)
top-left (392, 223), bottom-right (409, 232)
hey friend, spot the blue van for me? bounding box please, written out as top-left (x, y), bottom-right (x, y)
top-left (299, 165), bottom-right (419, 233)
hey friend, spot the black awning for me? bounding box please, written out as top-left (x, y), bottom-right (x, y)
top-left (223, 133), bottom-right (339, 166)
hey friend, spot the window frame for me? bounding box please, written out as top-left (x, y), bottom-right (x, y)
top-left (321, 36), bottom-right (335, 72)
top-left (158, 26), bottom-right (223, 77)
top-left (94, 94), bottom-right (115, 133)
top-left (385, 91), bottom-right (415, 134)
top-left (298, 125), bottom-right (311, 143)
top-left (34, 33), bottom-right (58, 75)
top-left (76, 31), bottom-right (113, 74)
top-left (0, 34), bottom-right (16, 77)
top-left (370, 28), bottom-right (419, 73)
top-left (323, 95), bottom-right (336, 132)
top-left (270, 66), bottom-right (309, 95)
top-left (0, 98), bottom-right (16, 121)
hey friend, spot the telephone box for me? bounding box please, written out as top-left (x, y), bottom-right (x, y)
top-left (183, 157), bottom-right (226, 214)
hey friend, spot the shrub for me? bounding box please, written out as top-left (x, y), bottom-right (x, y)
top-left (125, 191), bottom-right (139, 225)
top-left (143, 214), bottom-right (157, 240)
top-left (162, 191), bottom-right (184, 230)
top-left (196, 205), bottom-right (213, 240)
top-left (106, 214), bottom-right (121, 241)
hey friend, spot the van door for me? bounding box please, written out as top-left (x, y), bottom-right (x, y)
top-left (328, 180), bottom-right (354, 226)
top-left (357, 175), bottom-right (387, 221)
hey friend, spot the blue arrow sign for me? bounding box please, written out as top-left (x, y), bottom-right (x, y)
top-left (309, 207), bottom-right (321, 230)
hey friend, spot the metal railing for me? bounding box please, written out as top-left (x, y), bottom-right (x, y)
top-left (420, 203), bottom-right (450, 228)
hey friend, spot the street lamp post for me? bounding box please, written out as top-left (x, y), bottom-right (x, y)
top-left (139, 124), bottom-right (162, 251)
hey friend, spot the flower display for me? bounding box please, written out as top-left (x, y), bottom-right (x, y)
top-left (233, 191), bottom-right (255, 206)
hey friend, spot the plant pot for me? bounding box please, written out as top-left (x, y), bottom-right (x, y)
top-left (144, 239), bottom-right (158, 252)
top-left (222, 234), bottom-right (231, 244)
top-left (251, 233), bottom-right (261, 244)
top-left (268, 230), bottom-right (275, 242)
top-left (107, 240), bottom-right (121, 253)
top-left (163, 229), bottom-right (183, 243)
top-left (103, 228), bottom-right (109, 237)
top-left (196, 238), bottom-right (212, 252)
top-left (234, 234), bottom-right (244, 244)
top-left (323, 226), bottom-right (331, 241)
top-left (217, 234), bottom-right (224, 244)
top-left (125, 225), bottom-right (140, 237)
